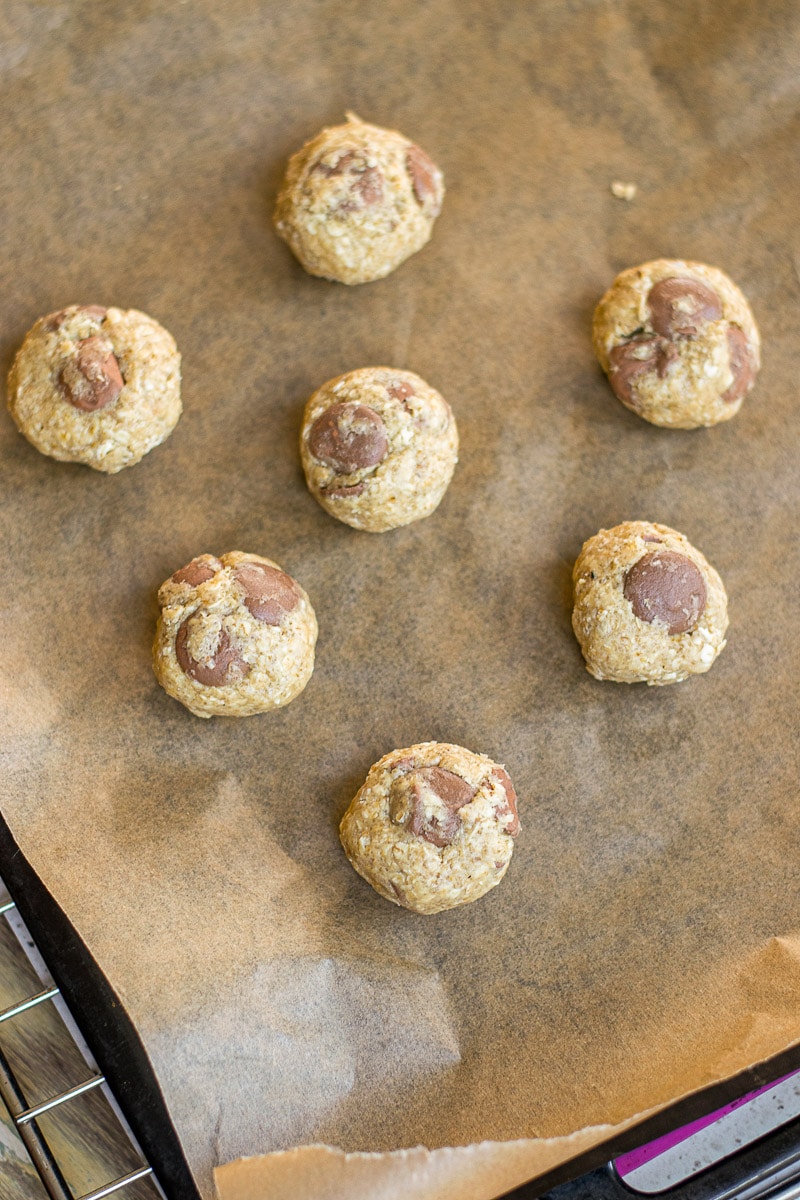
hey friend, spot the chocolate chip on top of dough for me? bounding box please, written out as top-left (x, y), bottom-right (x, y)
top-left (405, 144), bottom-right (443, 215)
top-left (59, 336), bottom-right (124, 412)
top-left (608, 335), bottom-right (678, 401)
top-left (647, 277), bottom-right (723, 338)
top-left (593, 260), bottom-right (760, 428)
top-left (300, 367), bottom-right (458, 532)
top-left (307, 402), bottom-right (389, 474)
top-left (723, 326), bottom-right (757, 404)
top-left (233, 560), bottom-right (302, 626)
top-left (171, 555), bottom-right (223, 587)
top-left (44, 305), bottom-right (109, 332)
top-left (389, 766), bottom-right (478, 848)
top-left (572, 521), bottom-right (728, 686)
top-left (623, 550), bottom-right (707, 635)
top-left (7, 304), bottom-right (182, 472)
top-left (274, 113), bottom-right (445, 285)
top-left (313, 147), bottom-right (385, 212)
top-left (175, 620), bottom-right (249, 687)
top-left (340, 743), bottom-right (520, 915)
top-left (153, 551), bottom-right (317, 719)
top-left (490, 766), bottom-right (521, 836)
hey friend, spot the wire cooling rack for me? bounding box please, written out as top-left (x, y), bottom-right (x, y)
top-left (0, 882), bottom-right (161, 1200)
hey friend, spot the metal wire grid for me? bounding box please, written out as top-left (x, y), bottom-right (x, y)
top-left (0, 895), bottom-right (160, 1200)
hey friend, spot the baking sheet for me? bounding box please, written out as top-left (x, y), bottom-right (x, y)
top-left (1, 2), bottom-right (800, 1198)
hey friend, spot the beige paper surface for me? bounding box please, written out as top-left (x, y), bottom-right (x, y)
top-left (2, 2), bottom-right (800, 1198)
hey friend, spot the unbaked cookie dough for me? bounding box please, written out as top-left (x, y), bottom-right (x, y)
top-left (7, 305), bottom-right (182, 472)
top-left (593, 260), bottom-right (760, 428)
top-left (153, 552), bottom-right (317, 718)
top-left (572, 521), bottom-right (728, 685)
top-left (274, 113), bottom-right (444, 285)
top-left (339, 742), bottom-right (520, 914)
top-left (300, 366), bottom-right (458, 532)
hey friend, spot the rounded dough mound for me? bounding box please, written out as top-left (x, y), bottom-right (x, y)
top-left (592, 260), bottom-right (760, 428)
top-left (300, 366), bottom-right (458, 532)
top-left (153, 552), bottom-right (317, 718)
top-left (572, 521), bottom-right (728, 685)
top-left (274, 113), bottom-right (444, 285)
top-left (7, 305), bottom-right (182, 472)
top-left (339, 742), bottom-right (520, 915)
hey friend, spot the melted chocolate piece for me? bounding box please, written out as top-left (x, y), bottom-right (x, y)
top-left (312, 149), bottom-right (357, 177)
top-left (314, 147), bottom-right (384, 211)
top-left (59, 336), bottom-right (124, 412)
top-left (44, 305), bottom-right (107, 332)
top-left (233, 561), bottom-right (301, 626)
top-left (387, 380), bottom-right (415, 406)
top-left (406, 145), bottom-right (441, 214)
top-left (721, 326), bottom-right (755, 404)
top-left (175, 619), bottom-right (250, 686)
top-left (323, 482), bottom-right (365, 498)
top-left (647, 277), bottom-right (723, 338)
top-left (407, 767), bottom-right (477, 848)
top-left (307, 402), bottom-right (389, 473)
top-left (491, 767), bottom-right (520, 837)
top-left (623, 551), bottom-right (707, 635)
top-left (608, 336), bottom-right (677, 405)
top-left (171, 556), bottom-right (223, 587)
top-left (352, 166), bottom-right (383, 206)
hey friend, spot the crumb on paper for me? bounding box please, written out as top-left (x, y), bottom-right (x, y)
top-left (611, 181), bottom-right (637, 201)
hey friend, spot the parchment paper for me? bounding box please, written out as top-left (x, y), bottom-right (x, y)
top-left (2, 2), bottom-right (800, 1198)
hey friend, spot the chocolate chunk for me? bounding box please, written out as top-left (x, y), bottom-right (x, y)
top-left (233, 561), bottom-right (301, 626)
top-left (491, 767), bottom-right (520, 837)
top-left (312, 149), bottom-right (356, 177)
top-left (407, 767), bottom-right (477, 848)
top-left (406, 145), bottom-right (441, 214)
top-left (656, 340), bottom-right (680, 378)
top-left (44, 305), bottom-right (107, 332)
top-left (608, 336), bottom-right (676, 405)
top-left (721, 326), bottom-right (755, 404)
top-left (623, 551), bottom-right (707, 635)
top-left (391, 756), bottom-right (416, 774)
top-left (647, 277), bottom-right (723, 338)
top-left (642, 535), bottom-right (663, 543)
top-left (308, 403), bottom-right (389, 473)
top-left (171, 556), bottom-right (222, 587)
top-left (387, 380), bottom-right (415, 406)
top-left (175, 619), bottom-right (249, 686)
top-left (323, 482), bottom-right (365, 498)
top-left (352, 166), bottom-right (383, 206)
top-left (314, 148), bottom-right (383, 209)
top-left (59, 336), bottom-right (124, 412)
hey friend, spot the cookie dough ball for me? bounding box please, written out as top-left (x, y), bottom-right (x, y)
top-left (593, 260), bottom-right (760, 428)
top-left (572, 521), bottom-right (728, 685)
top-left (274, 113), bottom-right (444, 285)
top-left (339, 743), bottom-right (520, 915)
top-left (153, 552), bottom-right (317, 718)
top-left (300, 367), bottom-right (458, 532)
top-left (7, 305), bottom-right (182, 472)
